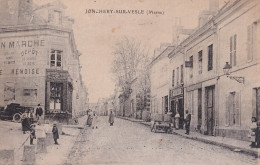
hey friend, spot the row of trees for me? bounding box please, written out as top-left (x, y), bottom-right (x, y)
top-left (111, 36), bottom-right (152, 111)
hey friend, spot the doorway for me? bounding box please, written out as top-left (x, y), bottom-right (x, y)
top-left (178, 98), bottom-right (184, 129)
top-left (206, 86), bottom-right (215, 135)
top-left (198, 88), bottom-right (202, 130)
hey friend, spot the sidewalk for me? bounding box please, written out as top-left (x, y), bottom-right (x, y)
top-left (117, 116), bottom-right (259, 158)
top-left (36, 115), bottom-right (88, 165)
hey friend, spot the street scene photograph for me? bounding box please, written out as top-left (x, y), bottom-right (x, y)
top-left (0, 0), bottom-right (259, 164)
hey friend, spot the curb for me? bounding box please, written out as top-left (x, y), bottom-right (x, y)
top-left (117, 116), bottom-right (259, 158)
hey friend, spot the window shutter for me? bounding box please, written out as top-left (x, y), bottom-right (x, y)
top-left (234, 35), bottom-right (237, 66)
top-left (230, 37), bottom-right (233, 66)
top-left (247, 25), bottom-right (253, 61)
top-left (172, 70), bottom-right (175, 87)
top-left (225, 95), bottom-right (230, 126)
top-left (235, 92), bottom-right (241, 125)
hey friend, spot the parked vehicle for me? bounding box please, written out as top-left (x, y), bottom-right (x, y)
top-left (151, 121), bottom-right (174, 134)
top-left (0, 103), bottom-right (34, 122)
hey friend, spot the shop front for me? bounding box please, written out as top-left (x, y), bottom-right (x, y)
top-left (45, 69), bottom-right (73, 123)
top-left (170, 86), bottom-right (184, 128)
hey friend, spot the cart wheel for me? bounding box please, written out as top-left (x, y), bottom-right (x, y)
top-left (13, 113), bottom-right (21, 123)
top-left (166, 129), bottom-right (172, 134)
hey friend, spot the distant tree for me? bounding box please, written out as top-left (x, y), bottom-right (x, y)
top-left (111, 36), bottom-right (151, 95)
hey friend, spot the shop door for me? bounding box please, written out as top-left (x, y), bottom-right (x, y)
top-left (170, 100), bottom-right (175, 115)
top-left (178, 98), bottom-right (184, 129)
top-left (198, 88), bottom-right (202, 130)
top-left (206, 86), bottom-right (215, 135)
top-left (257, 88), bottom-right (260, 121)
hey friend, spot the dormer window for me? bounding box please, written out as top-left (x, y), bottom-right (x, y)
top-left (49, 10), bottom-right (62, 24)
top-left (53, 10), bottom-right (62, 24)
top-left (50, 50), bottom-right (62, 68)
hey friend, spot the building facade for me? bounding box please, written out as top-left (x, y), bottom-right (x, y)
top-left (0, 0), bottom-right (88, 122)
top-left (168, 46), bottom-right (185, 128)
top-left (149, 45), bottom-right (173, 121)
top-left (215, 0), bottom-right (260, 140)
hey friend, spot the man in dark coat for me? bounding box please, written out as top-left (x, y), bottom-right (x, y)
top-left (184, 110), bottom-right (191, 135)
top-left (52, 124), bottom-right (59, 144)
top-left (35, 104), bottom-right (43, 121)
top-left (30, 124), bottom-right (36, 145)
top-left (109, 111), bottom-right (115, 126)
top-left (21, 110), bottom-right (30, 134)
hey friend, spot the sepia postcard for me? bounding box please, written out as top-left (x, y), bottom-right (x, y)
top-left (0, 0), bottom-right (259, 164)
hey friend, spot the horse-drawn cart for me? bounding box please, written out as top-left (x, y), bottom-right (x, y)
top-left (151, 121), bottom-right (173, 134)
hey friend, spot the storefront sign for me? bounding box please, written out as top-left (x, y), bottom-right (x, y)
top-left (170, 87), bottom-right (183, 98)
top-left (0, 37), bottom-right (45, 77)
top-left (186, 83), bottom-right (202, 92)
top-left (0, 40), bottom-right (45, 49)
top-left (46, 70), bottom-right (69, 81)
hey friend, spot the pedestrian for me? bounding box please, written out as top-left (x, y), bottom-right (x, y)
top-left (184, 110), bottom-right (191, 135)
top-left (86, 112), bottom-right (93, 127)
top-left (175, 111), bottom-right (180, 130)
top-left (21, 110), bottom-right (30, 134)
top-left (35, 104), bottom-right (43, 123)
top-left (30, 124), bottom-right (36, 145)
top-left (92, 111), bottom-right (98, 129)
top-left (29, 108), bottom-right (34, 124)
top-left (52, 124), bottom-right (59, 145)
top-left (109, 110), bottom-right (114, 126)
top-left (249, 117), bottom-right (257, 147)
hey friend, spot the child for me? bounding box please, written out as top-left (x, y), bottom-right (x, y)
top-left (52, 124), bottom-right (59, 145)
top-left (249, 117), bottom-right (257, 147)
top-left (30, 124), bottom-right (36, 145)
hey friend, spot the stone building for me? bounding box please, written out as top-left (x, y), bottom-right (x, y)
top-left (216, 0), bottom-right (260, 140)
top-left (149, 44), bottom-right (173, 121)
top-left (168, 46), bottom-right (185, 128)
top-left (0, 0), bottom-right (88, 122)
top-left (171, 0), bottom-right (260, 141)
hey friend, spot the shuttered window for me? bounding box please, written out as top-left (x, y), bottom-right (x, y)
top-left (225, 92), bottom-right (240, 126)
top-left (208, 44), bottom-right (213, 71)
top-left (230, 35), bottom-right (237, 67)
top-left (198, 50), bottom-right (202, 74)
top-left (172, 70), bottom-right (175, 87)
top-left (177, 67), bottom-right (179, 85)
top-left (180, 65), bottom-right (183, 84)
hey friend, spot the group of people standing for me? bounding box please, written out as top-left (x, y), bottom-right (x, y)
top-left (21, 104), bottom-right (59, 145)
top-left (171, 110), bottom-right (191, 135)
top-left (86, 110), bottom-right (115, 128)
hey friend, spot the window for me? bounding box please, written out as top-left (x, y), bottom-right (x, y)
top-left (189, 56), bottom-right (193, 78)
top-left (188, 91), bottom-right (194, 115)
top-left (50, 82), bottom-right (63, 111)
top-left (230, 35), bottom-right (237, 67)
top-left (247, 22), bottom-right (257, 61)
top-left (23, 89), bottom-right (37, 97)
top-left (225, 92), bottom-right (240, 126)
top-left (53, 10), bottom-right (62, 24)
top-left (180, 65), bottom-right (183, 84)
top-left (172, 70), bottom-right (175, 87)
top-left (50, 50), bottom-right (62, 68)
top-left (198, 50), bottom-right (202, 74)
top-left (165, 95), bottom-right (168, 114)
top-left (176, 67), bottom-right (179, 85)
top-left (208, 44), bottom-right (213, 71)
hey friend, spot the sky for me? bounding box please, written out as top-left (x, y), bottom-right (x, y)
top-left (34, 0), bottom-right (226, 103)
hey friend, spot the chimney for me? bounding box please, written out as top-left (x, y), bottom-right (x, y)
top-left (198, 0), bottom-right (219, 28)
top-left (172, 17), bottom-right (182, 46)
top-left (18, 0), bottom-right (33, 25)
top-left (0, 0), bottom-right (19, 25)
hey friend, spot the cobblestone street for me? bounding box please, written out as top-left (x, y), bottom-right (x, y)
top-left (64, 116), bottom-right (257, 165)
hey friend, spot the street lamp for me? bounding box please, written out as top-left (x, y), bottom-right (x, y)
top-left (223, 62), bottom-right (245, 84)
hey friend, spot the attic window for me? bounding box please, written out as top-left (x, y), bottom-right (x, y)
top-left (52, 10), bottom-right (62, 24)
